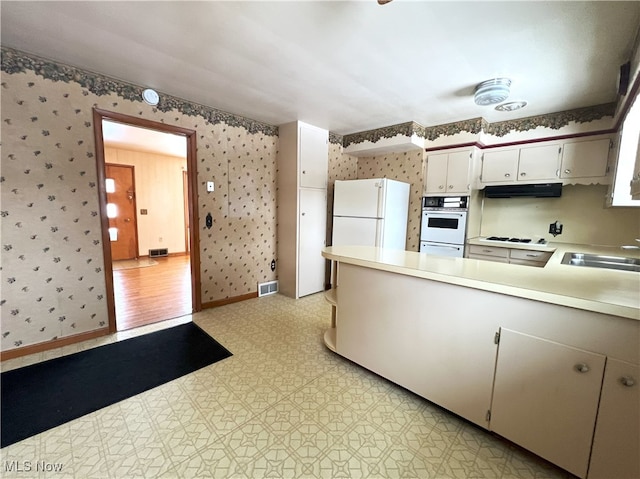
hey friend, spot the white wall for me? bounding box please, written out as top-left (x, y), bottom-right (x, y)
top-left (476, 185), bottom-right (640, 246)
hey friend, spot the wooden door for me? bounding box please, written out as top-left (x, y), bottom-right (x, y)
top-left (106, 164), bottom-right (138, 260)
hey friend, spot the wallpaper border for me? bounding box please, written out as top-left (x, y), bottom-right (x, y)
top-left (0, 47), bottom-right (279, 136)
top-left (1, 46), bottom-right (616, 147)
top-left (343, 104), bottom-right (616, 147)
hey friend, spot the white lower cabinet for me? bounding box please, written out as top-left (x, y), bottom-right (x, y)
top-left (297, 188), bottom-right (327, 297)
top-left (588, 359), bottom-right (639, 479)
top-left (490, 329), bottom-right (606, 478)
top-left (325, 258), bottom-right (639, 479)
top-left (467, 244), bottom-right (552, 267)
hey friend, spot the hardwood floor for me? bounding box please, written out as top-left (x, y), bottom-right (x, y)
top-left (112, 254), bottom-right (192, 331)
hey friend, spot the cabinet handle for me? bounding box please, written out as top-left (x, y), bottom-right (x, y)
top-left (439, 185), bottom-right (444, 189)
top-left (525, 254), bottom-right (539, 257)
top-left (520, 172), bottom-right (526, 177)
top-left (620, 376), bottom-right (636, 387)
top-left (302, 170), bottom-right (306, 174)
top-left (448, 185), bottom-right (454, 189)
top-left (574, 363), bottom-right (590, 373)
top-left (564, 169), bottom-right (571, 174)
top-left (301, 212), bottom-right (306, 216)
top-left (504, 173), bottom-right (511, 178)
top-left (482, 249), bottom-right (493, 253)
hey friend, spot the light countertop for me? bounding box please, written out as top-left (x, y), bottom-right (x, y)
top-left (322, 243), bottom-right (640, 320)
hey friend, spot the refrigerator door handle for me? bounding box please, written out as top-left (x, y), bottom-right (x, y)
top-left (375, 220), bottom-right (383, 247)
top-left (376, 182), bottom-right (385, 218)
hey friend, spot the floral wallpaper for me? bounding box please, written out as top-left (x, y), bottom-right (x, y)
top-left (1, 48), bottom-right (283, 352)
top-left (1, 46), bottom-right (616, 354)
top-left (356, 150), bottom-right (425, 251)
top-left (1, 70), bottom-right (109, 349)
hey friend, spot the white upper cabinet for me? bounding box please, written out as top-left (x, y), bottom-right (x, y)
top-left (518, 144), bottom-right (562, 181)
top-left (425, 148), bottom-right (474, 195)
top-left (481, 144), bottom-right (560, 184)
top-left (480, 137), bottom-right (612, 187)
top-left (298, 123), bottom-right (329, 189)
top-left (480, 149), bottom-right (519, 183)
top-left (631, 135), bottom-right (640, 199)
top-left (560, 138), bottom-right (610, 180)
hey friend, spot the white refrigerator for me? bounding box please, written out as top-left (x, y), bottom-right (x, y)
top-left (332, 178), bottom-right (410, 249)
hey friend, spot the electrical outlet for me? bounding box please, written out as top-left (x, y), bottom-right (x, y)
top-left (549, 221), bottom-right (563, 237)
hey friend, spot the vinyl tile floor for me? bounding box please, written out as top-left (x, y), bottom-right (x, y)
top-left (1, 293), bottom-right (577, 478)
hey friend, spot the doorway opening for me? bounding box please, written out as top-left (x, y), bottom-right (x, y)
top-left (93, 108), bottom-right (201, 333)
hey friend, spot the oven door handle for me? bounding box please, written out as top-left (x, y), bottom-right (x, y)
top-left (426, 244), bottom-right (462, 250)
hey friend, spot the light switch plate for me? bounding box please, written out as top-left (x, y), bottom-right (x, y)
top-left (207, 181), bottom-right (215, 192)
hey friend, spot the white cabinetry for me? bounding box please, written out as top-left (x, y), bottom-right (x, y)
top-left (424, 148), bottom-right (474, 195)
top-left (323, 250), bottom-right (639, 479)
top-left (630, 135), bottom-right (640, 199)
top-left (277, 121), bottom-right (329, 298)
top-left (481, 144), bottom-right (560, 184)
top-left (467, 244), bottom-right (552, 267)
top-left (561, 138), bottom-right (610, 180)
top-left (589, 359), bottom-right (639, 479)
top-left (479, 137), bottom-right (612, 186)
top-left (490, 329), bottom-right (606, 478)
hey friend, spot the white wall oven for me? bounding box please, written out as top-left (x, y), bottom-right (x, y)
top-left (420, 196), bottom-right (468, 257)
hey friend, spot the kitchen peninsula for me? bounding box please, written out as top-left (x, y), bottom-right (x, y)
top-left (321, 245), bottom-right (639, 479)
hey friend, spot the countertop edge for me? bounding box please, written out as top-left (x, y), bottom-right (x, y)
top-left (322, 247), bottom-right (640, 321)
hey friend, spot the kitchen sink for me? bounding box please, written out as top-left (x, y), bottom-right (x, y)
top-left (561, 253), bottom-right (640, 272)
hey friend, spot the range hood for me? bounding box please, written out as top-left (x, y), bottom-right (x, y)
top-left (484, 183), bottom-right (562, 198)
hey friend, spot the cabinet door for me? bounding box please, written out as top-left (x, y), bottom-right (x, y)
top-left (589, 359), bottom-right (639, 479)
top-left (491, 329), bottom-right (605, 478)
top-left (446, 151), bottom-right (471, 193)
top-left (425, 153), bottom-right (449, 194)
top-left (561, 139), bottom-right (610, 179)
top-left (630, 135), bottom-right (640, 199)
top-left (517, 144), bottom-right (561, 181)
top-left (299, 124), bottom-right (329, 189)
top-left (298, 188), bottom-right (327, 297)
top-left (481, 149), bottom-right (519, 183)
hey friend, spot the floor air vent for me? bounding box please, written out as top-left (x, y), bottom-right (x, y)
top-left (149, 248), bottom-right (169, 258)
top-left (258, 280), bottom-right (279, 297)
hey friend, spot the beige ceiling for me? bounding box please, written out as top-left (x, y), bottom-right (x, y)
top-left (2, 1), bottom-right (639, 135)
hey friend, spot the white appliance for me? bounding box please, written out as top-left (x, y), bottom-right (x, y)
top-left (332, 178), bottom-right (410, 249)
top-left (420, 196), bottom-right (468, 257)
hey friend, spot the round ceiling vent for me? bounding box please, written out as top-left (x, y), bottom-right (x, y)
top-left (495, 101), bottom-right (528, 112)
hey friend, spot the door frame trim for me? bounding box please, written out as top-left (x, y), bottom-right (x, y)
top-left (92, 108), bottom-right (201, 333)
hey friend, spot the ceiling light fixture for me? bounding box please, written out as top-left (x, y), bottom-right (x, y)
top-left (142, 88), bottom-right (159, 106)
top-left (474, 78), bottom-right (511, 106)
top-left (495, 101), bottom-right (528, 112)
